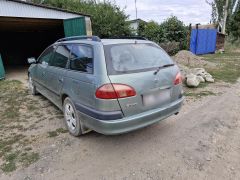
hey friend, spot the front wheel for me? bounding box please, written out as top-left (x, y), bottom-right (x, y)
top-left (63, 98), bottom-right (83, 136)
top-left (28, 75), bottom-right (38, 95)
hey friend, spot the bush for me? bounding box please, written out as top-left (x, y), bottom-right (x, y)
top-left (159, 42), bottom-right (180, 55)
top-left (160, 16), bottom-right (188, 49)
top-left (139, 21), bottom-right (166, 43)
top-left (138, 16), bottom-right (188, 50)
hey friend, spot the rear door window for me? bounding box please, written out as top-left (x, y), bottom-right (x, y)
top-left (69, 44), bottom-right (93, 74)
top-left (50, 45), bottom-right (71, 68)
top-left (104, 43), bottom-right (173, 74)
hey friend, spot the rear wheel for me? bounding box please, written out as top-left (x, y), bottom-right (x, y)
top-left (63, 98), bottom-right (83, 136)
top-left (28, 75), bottom-right (38, 95)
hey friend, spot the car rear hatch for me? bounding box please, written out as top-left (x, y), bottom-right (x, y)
top-left (103, 42), bottom-right (182, 117)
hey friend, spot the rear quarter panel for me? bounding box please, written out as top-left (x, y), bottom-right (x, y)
top-left (61, 43), bottom-right (122, 112)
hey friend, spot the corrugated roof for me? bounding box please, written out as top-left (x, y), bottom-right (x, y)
top-left (9, 0), bottom-right (90, 17)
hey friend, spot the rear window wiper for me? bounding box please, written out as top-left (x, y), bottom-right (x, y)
top-left (154, 64), bottom-right (175, 75)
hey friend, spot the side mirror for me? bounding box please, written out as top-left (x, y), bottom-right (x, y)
top-left (28, 57), bottom-right (36, 64)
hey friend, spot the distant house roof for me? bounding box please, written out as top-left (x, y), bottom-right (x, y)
top-left (0, 0), bottom-right (90, 19)
top-left (128, 18), bottom-right (147, 24)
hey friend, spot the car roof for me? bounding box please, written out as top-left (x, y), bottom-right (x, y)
top-left (101, 39), bottom-right (153, 45)
top-left (54, 38), bottom-right (153, 46)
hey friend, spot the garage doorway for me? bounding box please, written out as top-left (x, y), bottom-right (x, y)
top-left (0, 17), bottom-right (64, 82)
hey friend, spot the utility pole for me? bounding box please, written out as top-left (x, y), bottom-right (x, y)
top-left (135, 0), bottom-right (138, 19)
top-left (222, 0), bottom-right (229, 34)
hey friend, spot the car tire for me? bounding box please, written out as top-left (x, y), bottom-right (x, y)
top-left (63, 97), bottom-right (83, 136)
top-left (28, 75), bottom-right (38, 95)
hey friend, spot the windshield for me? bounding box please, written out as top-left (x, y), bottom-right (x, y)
top-left (104, 43), bottom-right (173, 74)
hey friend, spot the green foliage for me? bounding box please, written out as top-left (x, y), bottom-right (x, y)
top-left (228, 9), bottom-right (240, 41)
top-left (160, 16), bottom-right (187, 42)
top-left (184, 91), bottom-right (216, 98)
top-left (203, 50), bottom-right (240, 83)
top-left (138, 16), bottom-right (188, 50)
top-left (161, 16), bottom-right (188, 49)
top-left (207, 0), bottom-right (238, 26)
top-left (139, 21), bottom-right (166, 43)
top-left (28, 1), bottom-right (188, 50)
top-left (36, 0), bottom-right (131, 38)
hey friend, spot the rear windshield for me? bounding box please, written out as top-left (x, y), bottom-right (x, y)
top-left (104, 43), bottom-right (173, 75)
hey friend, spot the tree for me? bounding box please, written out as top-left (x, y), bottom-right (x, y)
top-left (228, 8), bottom-right (240, 41)
top-left (160, 16), bottom-right (187, 44)
top-left (138, 16), bottom-right (187, 45)
top-left (29, 0), bottom-right (131, 38)
top-left (206, 0), bottom-right (238, 30)
top-left (139, 21), bottom-right (166, 43)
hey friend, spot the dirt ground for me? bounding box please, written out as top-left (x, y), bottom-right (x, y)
top-left (0, 78), bottom-right (239, 180)
top-left (0, 50), bottom-right (240, 180)
top-left (5, 66), bottom-right (29, 86)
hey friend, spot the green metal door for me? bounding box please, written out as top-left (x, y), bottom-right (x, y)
top-left (64, 17), bottom-right (87, 37)
top-left (0, 54), bottom-right (5, 80)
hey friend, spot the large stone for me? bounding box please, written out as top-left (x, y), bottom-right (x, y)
top-left (205, 73), bottom-right (213, 78)
top-left (196, 75), bottom-right (205, 83)
top-left (186, 74), bottom-right (200, 87)
top-left (205, 75), bottom-right (215, 83)
top-left (192, 68), bottom-right (208, 78)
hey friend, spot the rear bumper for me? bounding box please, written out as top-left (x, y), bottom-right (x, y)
top-left (79, 97), bottom-right (184, 135)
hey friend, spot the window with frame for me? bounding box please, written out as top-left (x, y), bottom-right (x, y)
top-left (50, 45), bottom-right (71, 68)
top-left (38, 46), bottom-right (55, 65)
top-left (70, 44), bottom-right (93, 74)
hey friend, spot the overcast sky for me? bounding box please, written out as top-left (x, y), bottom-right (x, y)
top-left (110, 0), bottom-right (212, 25)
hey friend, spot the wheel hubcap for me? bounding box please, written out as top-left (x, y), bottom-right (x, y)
top-left (64, 103), bottom-right (77, 131)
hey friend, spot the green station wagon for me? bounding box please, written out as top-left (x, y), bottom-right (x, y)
top-left (28, 36), bottom-right (184, 136)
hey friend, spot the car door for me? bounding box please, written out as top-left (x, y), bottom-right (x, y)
top-left (34, 46), bottom-right (55, 93)
top-left (64, 44), bottom-right (95, 109)
top-left (45, 44), bottom-right (71, 107)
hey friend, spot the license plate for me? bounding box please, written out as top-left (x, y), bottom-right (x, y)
top-left (143, 89), bottom-right (171, 106)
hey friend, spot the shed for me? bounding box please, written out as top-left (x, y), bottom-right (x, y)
top-left (0, 0), bottom-right (92, 79)
top-left (190, 24), bottom-right (217, 55)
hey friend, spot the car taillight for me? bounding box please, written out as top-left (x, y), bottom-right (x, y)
top-left (174, 72), bottom-right (182, 85)
top-left (95, 83), bottom-right (136, 99)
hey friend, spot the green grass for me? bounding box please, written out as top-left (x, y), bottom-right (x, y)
top-left (27, 104), bottom-right (38, 111)
top-left (0, 80), bottom-right (41, 172)
top-left (19, 152), bottom-right (39, 167)
top-left (0, 134), bottom-right (25, 155)
top-left (184, 91), bottom-right (216, 98)
top-left (1, 152), bottom-right (19, 172)
top-left (48, 131), bottom-right (58, 137)
top-left (1, 161), bottom-right (17, 172)
top-left (1, 151), bottom-right (40, 172)
top-left (201, 50), bottom-right (240, 83)
top-left (24, 147), bottom-right (32, 151)
top-left (48, 128), bottom-right (68, 138)
top-left (56, 128), bottom-right (68, 134)
top-left (0, 80), bottom-right (28, 122)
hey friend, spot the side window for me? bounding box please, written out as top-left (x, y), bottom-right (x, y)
top-left (50, 45), bottom-right (71, 68)
top-left (38, 46), bottom-right (55, 65)
top-left (70, 44), bottom-right (93, 74)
